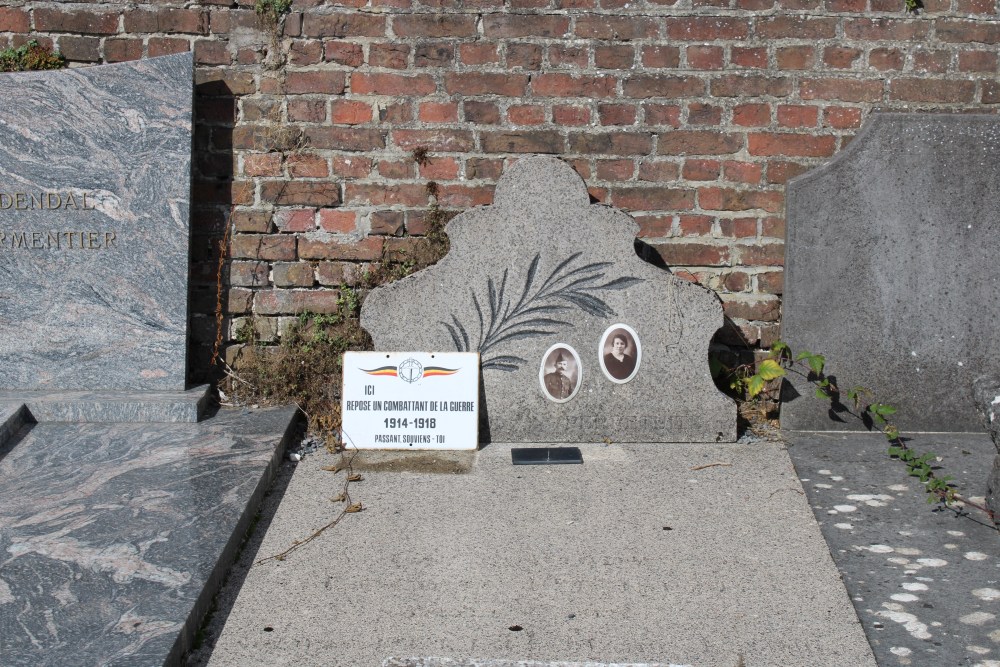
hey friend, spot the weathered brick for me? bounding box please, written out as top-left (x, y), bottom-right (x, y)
top-left (195, 70), bottom-right (255, 96)
top-left (149, 38), bottom-right (190, 57)
top-left (732, 47), bottom-right (767, 69)
top-left (958, 50), bottom-right (998, 72)
top-left (332, 156), bottom-right (372, 178)
top-left (612, 187), bottom-right (696, 211)
top-left (644, 104), bottom-right (682, 127)
top-left (392, 129), bottom-right (476, 152)
top-left (305, 127), bottom-right (386, 151)
top-left (261, 181), bottom-right (342, 206)
top-left (459, 43), bottom-right (500, 65)
top-left (194, 39), bottom-right (230, 66)
top-left (641, 46), bottom-right (681, 68)
top-left (638, 160), bottom-right (680, 182)
top-left (634, 214), bottom-right (674, 237)
top-left (483, 14), bottom-right (570, 37)
top-left (575, 15), bottom-right (658, 39)
top-left (273, 262), bottom-right (315, 287)
top-left (823, 106), bottom-right (863, 129)
top-left (711, 75), bottom-right (792, 98)
top-left (736, 243), bottom-right (784, 266)
top-left (777, 104), bottom-right (819, 128)
top-left (446, 72), bottom-right (529, 96)
top-left (699, 187), bottom-right (782, 213)
top-left (34, 9), bottom-right (119, 35)
top-left (231, 234), bottom-right (297, 261)
top-left (507, 43), bottom-right (543, 70)
top-left (823, 47), bottom-right (862, 70)
top-left (330, 100), bottom-right (373, 125)
top-left (436, 184), bottom-right (496, 207)
top-left (465, 157), bottom-right (504, 180)
top-left (244, 153), bottom-right (283, 177)
top-left (230, 261), bottom-right (270, 287)
top-left (624, 75), bottom-right (704, 99)
top-left (319, 209), bottom-right (357, 234)
top-left (0, 8), bottom-right (30, 32)
top-left (481, 131), bottom-right (564, 153)
top-left (765, 160), bottom-right (812, 184)
top-left (285, 70), bottom-right (346, 94)
top-left (868, 48), bottom-right (904, 71)
top-left (756, 16), bottom-right (837, 39)
top-left (553, 105), bottom-right (592, 125)
top-left (654, 242), bottom-right (729, 266)
top-left (298, 235), bottom-right (384, 261)
top-left (776, 46), bottom-right (814, 70)
top-left (125, 8), bottom-right (209, 34)
top-left (595, 159), bottom-right (635, 181)
top-left (722, 298), bottom-right (780, 321)
top-left (682, 159), bottom-right (720, 181)
top-left (255, 289), bottom-right (344, 315)
top-left (757, 271), bottom-right (783, 295)
top-left (550, 44), bottom-right (589, 68)
top-left (568, 131), bottom-right (652, 154)
top-left (983, 80), bottom-right (1000, 104)
top-left (508, 104), bottom-right (547, 125)
top-left (288, 154), bottom-right (329, 178)
top-left (370, 43), bottom-right (410, 69)
top-left (534, 73), bottom-right (616, 98)
top-left (595, 44), bottom-right (635, 70)
top-left (394, 14), bottom-right (477, 37)
top-left (666, 17), bottom-right (750, 41)
top-left (687, 103), bottom-right (721, 126)
top-left (912, 50), bottom-right (950, 74)
top-left (723, 161), bottom-right (763, 185)
top-left (345, 183), bottom-right (429, 206)
top-left (889, 78), bottom-right (976, 103)
top-left (377, 159), bottom-right (414, 179)
top-left (687, 45), bottom-right (724, 70)
top-left (658, 131), bottom-right (742, 156)
top-left (598, 103), bottom-right (638, 126)
top-left (303, 13), bottom-right (385, 38)
top-left (748, 133), bottom-right (836, 157)
top-left (317, 262), bottom-right (363, 287)
top-left (800, 78), bottom-right (883, 102)
top-left (352, 72), bottom-right (435, 95)
top-left (733, 103), bottom-right (771, 127)
top-left (104, 38), bottom-right (143, 62)
top-left (464, 101), bottom-right (501, 124)
top-left (419, 101), bottom-right (459, 123)
top-left (232, 210), bottom-right (273, 233)
top-left (273, 209), bottom-right (316, 233)
top-left (58, 36), bottom-right (101, 62)
top-left (289, 99), bottom-right (327, 122)
top-left (325, 40), bottom-right (364, 66)
top-left (844, 18), bottom-right (930, 41)
top-left (289, 40), bottom-right (323, 66)
top-left (415, 42), bottom-right (455, 67)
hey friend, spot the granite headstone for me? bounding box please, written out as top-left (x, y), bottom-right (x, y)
top-left (782, 114), bottom-right (1000, 432)
top-left (972, 375), bottom-right (1000, 525)
top-left (362, 156), bottom-right (735, 443)
top-left (0, 53), bottom-right (193, 392)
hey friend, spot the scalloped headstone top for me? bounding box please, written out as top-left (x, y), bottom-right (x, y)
top-left (362, 156), bottom-right (735, 443)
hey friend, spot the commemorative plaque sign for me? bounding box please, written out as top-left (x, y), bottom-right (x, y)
top-left (341, 352), bottom-right (479, 450)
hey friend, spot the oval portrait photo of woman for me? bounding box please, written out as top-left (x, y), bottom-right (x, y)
top-left (539, 344), bottom-right (582, 403)
top-left (599, 324), bottom-right (641, 383)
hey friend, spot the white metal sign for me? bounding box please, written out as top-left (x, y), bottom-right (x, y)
top-left (341, 351), bottom-right (480, 450)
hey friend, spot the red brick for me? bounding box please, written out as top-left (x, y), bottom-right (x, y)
top-left (317, 262), bottom-right (362, 287)
top-left (568, 132), bottom-right (653, 154)
top-left (826, 0), bottom-right (865, 10)
top-left (273, 209), bottom-right (316, 233)
top-left (377, 159), bottom-right (414, 179)
top-left (823, 106), bottom-right (863, 129)
top-left (380, 102), bottom-right (413, 123)
top-left (437, 184), bottom-right (495, 208)
top-left (533, 73), bottom-right (616, 98)
top-left (595, 159), bottom-right (635, 181)
top-left (369, 43), bottom-right (410, 69)
top-left (0, 8), bottom-right (30, 32)
top-left (598, 104), bottom-right (637, 125)
top-left (230, 261), bottom-right (270, 287)
top-left (575, 16), bottom-right (658, 39)
top-left (733, 103), bottom-right (771, 127)
top-left (272, 263), bottom-right (315, 288)
top-left (464, 158), bottom-right (504, 180)
top-left (289, 40), bottom-right (322, 65)
top-left (868, 48), bottom-right (904, 71)
top-left (345, 183), bottom-right (429, 206)
top-left (506, 43), bottom-right (542, 70)
top-left (481, 131), bottom-right (564, 153)
top-left (285, 70), bottom-right (346, 94)
top-left (306, 127), bottom-right (387, 151)
top-left (700, 187), bottom-right (782, 213)
top-left (125, 8), bottom-right (208, 34)
top-left (654, 243), bottom-right (729, 266)
top-left (304, 13), bottom-right (385, 38)
top-left (34, 9), bottom-right (120, 35)
top-left (956, 0), bottom-right (995, 12)
top-left (732, 47), bottom-right (767, 69)
top-left (244, 153), bottom-right (283, 177)
top-left (761, 217), bottom-right (785, 238)
top-left (723, 161), bottom-right (763, 185)
top-left (226, 288), bottom-right (252, 315)
top-left (208, 9), bottom-right (257, 36)
top-left (550, 45), bottom-right (589, 68)
top-left (464, 101), bottom-right (501, 124)
top-left (678, 214), bottom-right (713, 235)
top-left (508, 104), bottom-right (547, 125)
top-left (553, 105), bottom-right (591, 125)
top-left (776, 45), bottom-right (814, 70)
top-left (765, 160), bottom-right (812, 184)
top-left (711, 75), bottom-right (792, 98)
top-left (912, 49), bottom-right (950, 73)
top-left (231, 234), bottom-right (297, 261)
top-left (682, 159), bottom-right (720, 181)
top-left (658, 131), bottom-right (742, 156)
top-left (722, 271), bottom-right (751, 291)
top-left (482, 14), bottom-right (569, 37)
top-left (688, 103), bottom-right (722, 126)
top-left (612, 187), bottom-right (696, 211)
top-left (757, 271), bottom-right (783, 295)
top-left (289, 99), bottom-right (327, 122)
top-left (748, 133), bottom-right (836, 157)
top-left (638, 160), bottom-right (680, 182)
top-left (324, 41), bottom-right (364, 66)
top-left (958, 50), bottom-right (998, 72)
top-left (393, 129), bottom-right (475, 152)
top-left (641, 46), bottom-right (681, 69)
top-left (756, 16), bottom-right (837, 39)
top-left (935, 19), bottom-right (1000, 44)
top-left (737, 243), bottom-right (784, 267)
top-left (635, 214), bottom-right (674, 237)
top-left (332, 156), bottom-right (372, 178)
top-left (262, 181), bottom-right (342, 206)
top-left (737, 0), bottom-right (775, 8)
top-left (624, 75), bottom-right (704, 99)
top-left (722, 298), bottom-right (780, 321)
top-left (104, 38), bottom-right (143, 62)
top-left (666, 17), bottom-right (750, 40)
top-left (288, 154), bottom-right (329, 178)
top-left (823, 47), bottom-right (862, 70)
top-left (352, 72), bottom-right (436, 96)
top-left (844, 18), bottom-right (929, 41)
top-left (330, 100), bottom-right (372, 125)
top-left (58, 36), bottom-right (100, 62)
top-left (687, 45), bottom-right (724, 70)
top-left (194, 39), bottom-right (230, 65)
top-left (459, 43), bottom-right (500, 65)
top-left (394, 14), bottom-right (477, 37)
top-left (446, 73), bottom-right (528, 96)
top-left (232, 211), bottom-right (272, 234)
top-left (799, 78), bottom-right (883, 102)
top-left (255, 290), bottom-right (345, 315)
top-left (644, 104), bottom-right (682, 127)
top-left (149, 39), bottom-right (190, 57)
top-left (419, 156), bottom-right (460, 180)
top-left (318, 209), bottom-right (357, 234)
top-left (595, 44), bottom-right (635, 70)
top-left (889, 78), bottom-right (976, 103)
top-left (777, 104), bottom-right (818, 128)
top-left (982, 80), bottom-right (1000, 104)
top-left (418, 101), bottom-right (459, 123)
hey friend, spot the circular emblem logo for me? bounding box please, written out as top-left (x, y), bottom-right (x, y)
top-left (398, 358), bottom-right (424, 383)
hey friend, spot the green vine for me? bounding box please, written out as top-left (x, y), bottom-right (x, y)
top-left (254, 0), bottom-right (292, 23)
top-left (723, 341), bottom-right (993, 521)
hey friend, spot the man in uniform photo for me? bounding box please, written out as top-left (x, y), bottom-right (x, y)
top-left (544, 350), bottom-right (574, 400)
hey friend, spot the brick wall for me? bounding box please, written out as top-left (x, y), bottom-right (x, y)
top-left (2, 1), bottom-right (998, 378)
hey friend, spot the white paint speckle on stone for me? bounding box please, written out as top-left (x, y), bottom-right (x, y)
top-left (896, 547), bottom-right (922, 556)
top-left (990, 629), bottom-right (1000, 643)
top-left (889, 485), bottom-right (910, 492)
top-left (973, 588), bottom-right (1000, 602)
top-left (863, 544), bottom-right (894, 553)
top-left (890, 647), bottom-right (913, 657)
top-left (947, 530), bottom-right (966, 537)
top-left (815, 483), bottom-right (833, 489)
top-left (834, 504), bottom-right (858, 512)
top-left (830, 476), bottom-right (845, 481)
top-left (888, 557), bottom-right (911, 565)
top-left (902, 582), bottom-right (928, 592)
top-left (945, 544), bottom-right (959, 550)
top-left (916, 558), bottom-right (947, 567)
top-left (972, 661), bottom-right (1000, 667)
top-left (834, 523), bottom-right (854, 530)
top-left (966, 552), bottom-right (989, 561)
top-left (818, 469), bottom-right (832, 475)
top-left (961, 612), bottom-right (996, 626)
top-left (891, 593), bottom-right (919, 602)
top-left (969, 645), bottom-right (991, 655)
top-left (875, 607), bottom-right (931, 640)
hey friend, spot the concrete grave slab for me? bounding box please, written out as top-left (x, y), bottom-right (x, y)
top-left (972, 375), bottom-right (1000, 522)
top-left (362, 156), bottom-right (735, 443)
top-left (0, 386), bottom-right (210, 426)
top-left (0, 53), bottom-right (193, 392)
top-left (782, 114), bottom-right (1000, 432)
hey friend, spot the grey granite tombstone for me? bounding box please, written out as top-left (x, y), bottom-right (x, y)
top-left (0, 53), bottom-right (192, 393)
top-left (362, 156), bottom-right (735, 443)
top-left (972, 375), bottom-right (1000, 525)
top-left (782, 114), bottom-right (1000, 432)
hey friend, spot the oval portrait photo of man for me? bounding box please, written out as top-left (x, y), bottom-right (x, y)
top-left (539, 344), bottom-right (582, 403)
top-left (599, 324), bottom-right (641, 383)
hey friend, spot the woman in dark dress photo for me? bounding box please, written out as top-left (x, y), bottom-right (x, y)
top-left (603, 333), bottom-right (636, 381)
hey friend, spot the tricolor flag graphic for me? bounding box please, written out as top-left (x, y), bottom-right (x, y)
top-left (423, 367), bottom-right (459, 377)
top-left (361, 366), bottom-right (398, 377)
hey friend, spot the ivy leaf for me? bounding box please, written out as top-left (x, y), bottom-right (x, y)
top-left (747, 374), bottom-right (766, 398)
top-left (770, 341), bottom-right (790, 357)
top-left (807, 354), bottom-right (825, 376)
top-left (757, 359), bottom-right (785, 381)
